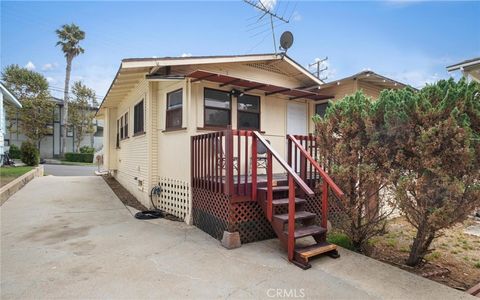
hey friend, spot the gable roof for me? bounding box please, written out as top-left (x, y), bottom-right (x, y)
top-left (120, 53), bottom-right (323, 84)
top-left (313, 70), bottom-right (413, 91)
top-left (447, 57), bottom-right (480, 71)
top-left (97, 53), bottom-right (324, 116)
top-left (0, 82), bottom-right (22, 108)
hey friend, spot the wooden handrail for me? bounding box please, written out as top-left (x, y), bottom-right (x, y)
top-left (253, 131), bottom-right (314, 196)
top-left (287, 134), bottom-right (344, 199)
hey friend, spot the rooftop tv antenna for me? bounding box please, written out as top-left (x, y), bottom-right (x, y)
top-left (309, 57), bottom-right (329, 80)
top-left (244, 0), bottom-right (292, 54)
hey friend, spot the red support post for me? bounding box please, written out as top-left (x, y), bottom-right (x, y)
top-left (267, 151), bottom-right (273, 221)
top-left (251, 135), bottom-right (258, 201)
top-left (288, 174), bottom-right (295, 261)
top-left (191, 136), bottom-right (194, 188)
top-left (322, 180), bottom-right (328, 229)
top-left (237, 131), bottom-right (241, 195)
top-left (224, 127), bottom-right (234, 196)
top-left (244, 132), bottom-right (248, 196)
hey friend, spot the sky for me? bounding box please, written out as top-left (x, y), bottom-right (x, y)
top-left (1, 0), bottom-right (479, 101)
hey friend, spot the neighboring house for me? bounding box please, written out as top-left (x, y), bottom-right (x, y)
top-left (447, 57), bottom-right (480, 83)
top-left (0, 83), bottom-right (22, 165)
top-left (97, 53), bottom-right (406, 268)
top-left (6, 96), bottom-right (103, 159)
top-left (310, 70), bottom-right (409, 117)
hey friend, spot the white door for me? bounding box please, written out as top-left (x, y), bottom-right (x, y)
top-left (287, 102), bottom-right (308, 135)
top-left (287, 102), bottom-right (307, 172)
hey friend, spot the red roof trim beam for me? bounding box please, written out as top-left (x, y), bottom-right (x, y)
top-left (187, 70), bottom-right (332, 101)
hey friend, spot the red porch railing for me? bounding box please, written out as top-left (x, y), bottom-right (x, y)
top-left (191, 127), bottom-right (257, 199)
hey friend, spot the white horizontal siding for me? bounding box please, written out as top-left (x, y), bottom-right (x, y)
top-left (114, 79), bottom-right (151, 208)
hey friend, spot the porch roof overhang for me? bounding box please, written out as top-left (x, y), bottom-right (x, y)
top-left (187, 70), bottom-right (333, 101)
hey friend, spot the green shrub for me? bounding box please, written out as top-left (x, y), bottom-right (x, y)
top-left (79, 146), bottom-right (95, 154)
top-left (327, 232), bottom-right (354, 250)
top-left (20, 141), bottom-right (39, 166)
top-left (8, 144), bottom-right (21, 159)
top-left (65, 152), bottom-right (94, 163)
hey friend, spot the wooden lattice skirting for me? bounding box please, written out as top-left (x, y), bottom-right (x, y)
top-left (192, 188), bottom-right (276, 243)
top-left (155, 177), bottom-right (190, 221)
top-left (192, 187), bottom-right (348, 244)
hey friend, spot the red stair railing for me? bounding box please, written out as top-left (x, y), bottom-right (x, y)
top-left (287, 134), bottom-right (344, 229)
top-left (251, 131), bottom-right (314, 261)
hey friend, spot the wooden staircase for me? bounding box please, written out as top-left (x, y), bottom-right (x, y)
top-left (251, 132), bottom-right (345, 269)
top-left (257, 185), bottom-right (339, 269)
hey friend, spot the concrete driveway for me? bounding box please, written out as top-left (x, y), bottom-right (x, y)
top-left (1, 176), bottom-right (474, 299)
top-left (43, 164), bottom-right (97, 176)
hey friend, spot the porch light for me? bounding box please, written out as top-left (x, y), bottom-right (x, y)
top-left (230, 89), bottom-right (244, 97)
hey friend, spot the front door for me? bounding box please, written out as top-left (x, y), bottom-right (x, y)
top-left (287, 102), bottom-right (308, 172)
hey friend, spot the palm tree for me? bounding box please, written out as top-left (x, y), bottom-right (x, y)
top-left (56, 23), bottom-right (85, 157)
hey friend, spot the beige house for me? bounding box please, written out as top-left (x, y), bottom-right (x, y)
top-left (96, 54), bottom-right (406, 223)
top-left (97, 53), bottom-right (409, 267)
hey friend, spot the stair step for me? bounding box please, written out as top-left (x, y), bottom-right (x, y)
top-left (284, 225), bottom-right (326, 239)
top-left (295, 242), bottom-right (337, 259)
top-left (272, 198), bottom-right (306, 206)
top-left (257, 186), bottom-right (291, 192)
top-left (273, 211), bottom-right (316, 223)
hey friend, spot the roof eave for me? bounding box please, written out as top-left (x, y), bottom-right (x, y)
top-left (0, 83), bottom-right (22, 108)
top-left (120, 53), bottom-right (282, 69)
top-left (447, 58), bottom-right (480, 71)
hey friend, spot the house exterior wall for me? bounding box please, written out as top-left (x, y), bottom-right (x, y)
top-left (308, 80), bottom-right (391, 130)
top-left (112, 79), bottom-right (150, 206)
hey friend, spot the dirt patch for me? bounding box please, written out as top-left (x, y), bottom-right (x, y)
top-left (369, 217), bottom-right (480, 291)
top-left (22, 222), bottom-right (91, 245)
top-left (102, 175), bottom-right (147, 211)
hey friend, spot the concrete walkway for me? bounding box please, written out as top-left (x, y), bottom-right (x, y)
top-left (1, 176), bottom-right (474, 299)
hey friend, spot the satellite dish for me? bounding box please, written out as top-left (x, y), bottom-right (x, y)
top-left (279, 31), bottom-right (294, 52)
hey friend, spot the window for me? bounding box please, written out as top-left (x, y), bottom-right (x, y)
top-left (166, 89), bottom-right (183, 129)
top-left (134, 100), bottom-right (145, 135)
top-left (204, 88), bottom-right (231, 127)
top-left (67, 125), bottom-right (74, 137)
top-left (125, 112), bottom-right (128, 137)
top-left (120, 112), bottom-right (128, 139)
top-left (120, 116), bottom-right (124, 139)
top-left (116, 120), bottom-right (120, 148)
top-left (53, 106), bottom-right (61, 122)
top-left (46, 124), bottom-right (54, 136)
top-left (315, 102), bottom-right (330, 118)
top-left (237, 94), bottom-right (260, 130)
